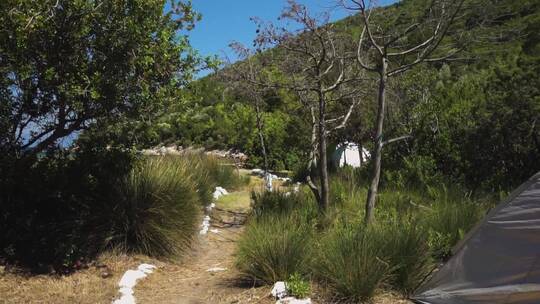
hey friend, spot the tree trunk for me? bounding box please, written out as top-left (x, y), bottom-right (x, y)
top-left (365, 57), bottom-right (387, 224)
top-left (306, 107), bottom-right (321, 203)
top-left (318, 93), bottom-right (329, 212)
top-left (358, 142), bottom-right (364, 167)
top-left (255, 102), bottom-right (269, 173)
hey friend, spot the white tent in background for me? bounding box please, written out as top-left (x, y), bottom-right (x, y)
top-left (332, 142), bottom-right (370, 168)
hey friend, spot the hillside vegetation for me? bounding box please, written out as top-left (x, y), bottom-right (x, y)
top-left (148, 0), bottom-right (540, 191)
top-left (0, 0), bottom-right (538, 302)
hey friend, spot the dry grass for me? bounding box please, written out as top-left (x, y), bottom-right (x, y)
top-left (0, 250), bottom-right (160, 304)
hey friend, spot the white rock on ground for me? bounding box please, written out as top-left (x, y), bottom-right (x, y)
top-left (271, 281), bottom-right (288, 299)
top-left (251, 168), bottom-right (264, 176)
top-left (213, 186), bottom-right (228, 200)
top-left (113, 264), bottom-right (156, 304)
top-left (138, 263), bottom-right (156, 274)
top-left (118, 270), bottom-right (147, 289)
top-left (201, 187), bottom-right (227, 235)
top-left (206, 267), bottom-right (227, 272)
top-left (200, 215), bottom-right (211, 235)
top-left (205, 202), bottom-right (216, 212)
top-left (271, 281), bottom-right (311, 304)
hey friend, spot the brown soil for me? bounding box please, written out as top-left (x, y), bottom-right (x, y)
top-left (135, 197), bottom-right (412, 304)
top-left (136, 208), bottom-right (274, 304)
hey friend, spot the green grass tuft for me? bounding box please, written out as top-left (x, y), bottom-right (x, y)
top-left (236, 213), bottom-right (313, 284)
top-left (114, 156), bottom-right (201, 257)
top-left (313, 222), bottom-right (392, 302)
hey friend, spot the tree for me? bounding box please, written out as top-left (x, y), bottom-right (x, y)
top-left (0, 0), bottom-right (202, 159)
top-left (341, 0), bottom-right (466, 223)
top-left (255, 0), bottom-right (363, 211)
top-left (226, 43), bottom-right (272, 183)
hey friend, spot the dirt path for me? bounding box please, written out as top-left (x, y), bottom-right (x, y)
top-left (136, 198), bottom-right (273, 304)
top-left (134, 185), bottom-right (411, 304)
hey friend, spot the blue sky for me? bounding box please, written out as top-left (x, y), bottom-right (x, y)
top-left (184, 0), bottom-right (397, 76)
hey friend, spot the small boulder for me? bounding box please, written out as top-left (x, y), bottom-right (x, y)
top-left (271, 281), bottom-right (288, 299)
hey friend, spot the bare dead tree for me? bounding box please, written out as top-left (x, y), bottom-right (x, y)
top-left (341, 0), bottom-right (466, 224)
top-left (254, 0), bottom-right (364, 211)
top-left (224, 43), bottom-right (271, 177)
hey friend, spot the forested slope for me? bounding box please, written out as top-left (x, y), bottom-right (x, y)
top-left (152, 0), bottom-right (540, 190)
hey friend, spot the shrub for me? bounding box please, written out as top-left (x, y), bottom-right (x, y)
top-left (313, 223), bottom-right (392, 302)
top-left (381, 220), bottom-right (433, 295)
top-left (202, 155), bottom-right (249, 190)
top-left (292, 162), bottom-right (310, 183)
top-left (179, 154), bottom-right (216, 204)
top-left (238, 176), bottom-right (488, 302)
top-left (236, 213), bottom-right (312, 284)
top-left (383, 155), bottom-right (444, 192)
top-left (0, 147), bottom-right (135, 272)
top-left (250, 190), bottom-right (317, 221)
top-left (287, 272), bottom-right (311, 299)
top-left (113, 156), bottom-right (201, 257)
top-left (157, 154), bottom-right (250, 205)
top-left (423, 199), bottom-right (485, 260)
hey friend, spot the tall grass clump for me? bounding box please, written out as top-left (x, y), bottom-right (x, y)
top-left (236, 213), bottom-right (313, 284)
top-left (203, 155), bottom-right (249, 190)
top-left (237, 174), bottom-right (490, 302)
top-left (313, 222), bottom-right (392, 302)
top-left (381, 220), bottom-right (433, 295)
top-left (180, 154), bottom-right (216, 204)
top-left (114, 156), bottom-right (200, 257)
top-left (423, 198), bottom-right (486, 260)
top-left (161, 153), bottom-right (249, 205)
top-left (250, 190), bottom-right (317, 220)
top-left (313, 220), bottom-right (432, 300)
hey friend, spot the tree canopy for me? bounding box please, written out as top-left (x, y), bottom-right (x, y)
top-left (0, 0), bottom-right (202, 158)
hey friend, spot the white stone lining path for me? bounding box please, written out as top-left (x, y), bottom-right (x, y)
top-left (200, 186), bottom-right (228, 235)
top-left (112, 264), bottom-right (156, 304)
top-left (112, 187), bottom-right (228, 304)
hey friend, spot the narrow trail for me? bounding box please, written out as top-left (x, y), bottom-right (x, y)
top-left (135, 195), bottom-right (273, 304)
top-left (133, 183), bottom-right (411, 304)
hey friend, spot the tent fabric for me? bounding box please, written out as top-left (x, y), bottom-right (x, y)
top-left (331, 142), bottom-right (369, 168)
top-left (412, 172), bottom-right (540, 304)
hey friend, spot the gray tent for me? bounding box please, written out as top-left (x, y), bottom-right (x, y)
top-left (412, 172), bottom-right (540, 304)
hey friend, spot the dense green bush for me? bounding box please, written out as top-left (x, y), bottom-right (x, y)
top-left (313, 220), bottom-right (433, 300)
top-left (0, 151), bottom-right (232, 271)
top-left (178, 154), bottom-right (215, 204)
top-left (236, 213), bottom-right (313, 284)
top-left (0, 147), bottom-right (135, 272)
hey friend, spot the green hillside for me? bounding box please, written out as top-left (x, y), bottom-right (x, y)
top-left (150, 0), bottom-right (539, 191)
